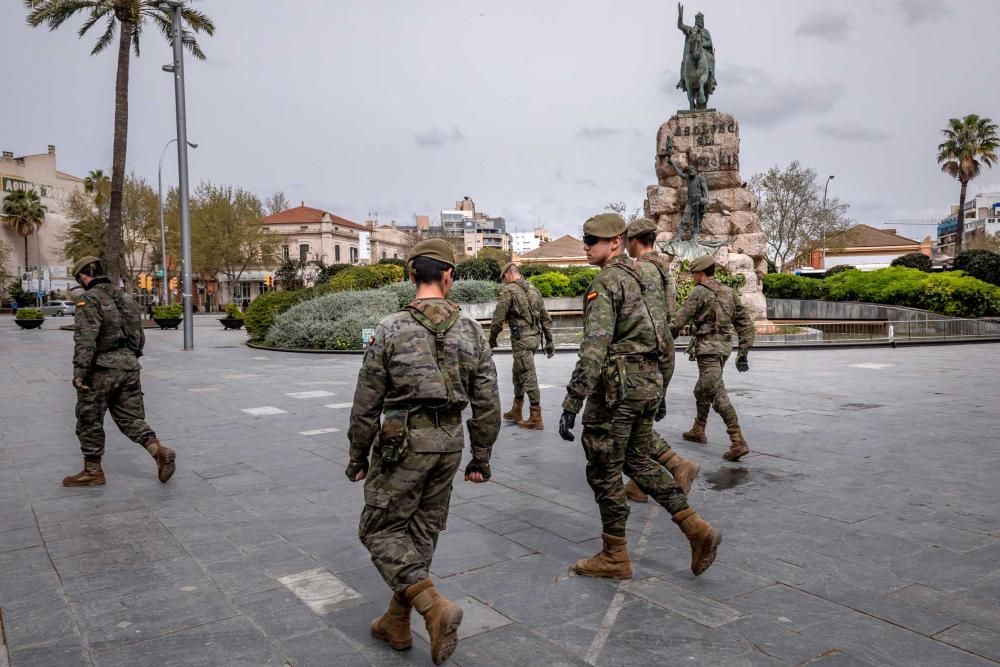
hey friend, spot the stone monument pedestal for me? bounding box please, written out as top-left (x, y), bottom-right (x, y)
top-left (644, 110), bottom-right (768, 321)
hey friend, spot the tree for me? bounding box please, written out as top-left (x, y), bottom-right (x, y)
top-left (26, 0), bottom-right (215, 285)
top-left (890, 253), bottom-right (933, 272)
top-left (478, 247), bottom-right (511, 264)
top-left (190, 182), bottom-right (276, 303)
top-left (966, 232), bottom-right (1000, 253)
top-left (605, 201), bottom-right (641, 222)
top-left (61, 189), bottom-right (107, 263)
top-left (264, 191), bottom-right (290, 215)
top-left (2, 190), bottom-right (47, 266)
top-left (84, 168), bottom-right (110, 214)
top-left (750, 161), bottom-right (851, 271)
top-left (937, 114), bottom-right (999, 254)
top-left (0, 238), bottom-right (13, 299)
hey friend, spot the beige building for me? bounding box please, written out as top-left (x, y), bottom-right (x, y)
top-left (261, 203), bottom-right (367, 265)
top-left (516, 235), bottom-right (588, 267)
top-left (1, 146), bottom-right (85, 295)
top-left (366, 223), bottom-right (418, 262)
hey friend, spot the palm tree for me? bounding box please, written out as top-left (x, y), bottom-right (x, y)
top-left (84, 168), bottom-right (111, 214)
top-left (2, 190), bottom-right (48, 266)
top-left (25, 0), bottom-right (214, 284)
top-left (937, 114), bottom-right (999, 254)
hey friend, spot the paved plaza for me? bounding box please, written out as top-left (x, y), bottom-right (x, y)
top-left (1, 316), bottom-right (999, 666)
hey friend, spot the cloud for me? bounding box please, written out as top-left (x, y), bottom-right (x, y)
top-left (575, 178), bottom-right (598, 188)
top-left (715, 65), bottom-right (844, 128)
top-left (796, 12), bottom-right (851, 42)
top-left (897, 0), bottom-right (951, 26)
top-left (576, 126), bottom-right (640, 139)
top-left (414, 126), bottom-right (465, 148)
top-left (818, 124), bottom-right (893, 142)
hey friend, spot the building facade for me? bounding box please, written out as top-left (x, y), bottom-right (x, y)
top-left (1, 146), bottom-right (85, 298)
top-left (789, 224), bottom-right (931, 273)
top-left (261, 203), bottom-right (367, 266)
top-left (937, 193), bottom-right (1000, 258)
top-left (516, 235), bottom-right (589, 267)
top-left (510, 227), bottom-right (552, 255)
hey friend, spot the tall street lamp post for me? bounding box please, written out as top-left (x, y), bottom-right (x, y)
top-left (158, 138), bottom-right (197, 306)
top-left (160, 0), bottom-right (195, 350)
top-left (821, 174), bottom-right (835, 269)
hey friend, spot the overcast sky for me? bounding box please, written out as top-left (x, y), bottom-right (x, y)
top-left (3, 0), bottom-right (999, 241)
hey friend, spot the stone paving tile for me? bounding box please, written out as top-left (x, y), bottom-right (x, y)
top-left (232, 587), bottom-right (331, 641)
top-left (625, 575), bottom-right (745, 627)
top-left (6, 635), bottom-right (90, 667)
top-left (451, 623), bottom-right (588, 666)
top-left (935, 623), bottom-right (1000, 663)
top-left (718, 615), bottom-right (843, 664)
top-left (727, 584), bottom-right (854, 632)
top-left (273, 628), bottom-right (372, 667)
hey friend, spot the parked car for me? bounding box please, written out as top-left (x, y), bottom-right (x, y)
top-left (40, 300), bottom-right (76, 317)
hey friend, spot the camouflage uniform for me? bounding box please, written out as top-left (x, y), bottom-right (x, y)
top-left (349, 298), bottom-right (500, 593)
top-left (73, 278), bottom-right (155, 461)
top-left (489, 278), bottom-right (553, 404)
top-left (635, 251), bottom-right (677, 460)
top-left (670, 277), bottom-right (755, 427)
top-left (562, 255), bottom-right (688, 536)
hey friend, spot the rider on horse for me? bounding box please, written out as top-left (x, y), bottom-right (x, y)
top-left (676, 4), bottom-right (716, 97)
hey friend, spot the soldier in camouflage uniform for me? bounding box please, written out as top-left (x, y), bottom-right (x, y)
top-left (489, 262), bottom-right (554, 430)
top-left (670, 255), bottom-right (755, 461)
top-left (558, 214), bottom-right (721, 579)
top-left (63, 257), bottom-right (176, 487)
top-left (622, 218), bottom-right (700, 503)
top-left (347, 239), bottom-right (500, 665)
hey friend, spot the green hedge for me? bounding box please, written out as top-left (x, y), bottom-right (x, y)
top-left (153, 304), bottom-right (183, 319)
top-left (763, 267), bottom-right (1000, 318)
top-left (890, 253), bottom-right (932, 272)
top-left (244, 289), bottom-right (311, 340)
top-left (953, 249), bottom-right (1000, 286)
top-left (328, 264), bottom-right (404, 292)
top-left (456, 258), bottom-right (501, 282)
top-left (529, 272), bottom-right (572, 297)
top-left (15, 307), bottom-right (44, 320)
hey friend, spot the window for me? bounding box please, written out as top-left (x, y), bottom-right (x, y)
top-left (334, 245), bottom-right (341, 262)
top-left (381, 250), bottom-right (387, 260)
top-left (350, 247), bottom-right (358, 263)
top-left (282, 245), bottom-right (290, 261)
top-left (299, 244), bottom-right (309, 262)
top-left (393, 252), bottom-right (398, 259)
top-left (300, 225), bottom-right (308, 231)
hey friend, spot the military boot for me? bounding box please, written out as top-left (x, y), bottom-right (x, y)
top-left (405, 579), bottom-right (463, 665)
top-left (724, 427), bottom-right (750, 462)
top-left (624, 478), bottom-right (648, 503)
top-left (144, 437), bottom-right (176, 483)
top-left (572, 533), bottom-right (633, 579)
top-left (370, 592), bottom-right (412, 651)
top-left (517, 405), bottom-right (543, 430)
top-left (62, 460), bottom-right (106, 487)
top-left (682, 418), bottom-right (708, 444)
top-left (672, 508), bottom-right (722, 576)
top-left (502, 397), bottom-right (524, 422)
top-left (659, 450), bottom-right (701, 495)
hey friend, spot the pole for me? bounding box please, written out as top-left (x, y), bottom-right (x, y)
top-left (821, 175), bottom-right (834, 270)
top-left (166, 2), bottom-right (194, 350)
top-left (158, 139), bottom-right (174, 305)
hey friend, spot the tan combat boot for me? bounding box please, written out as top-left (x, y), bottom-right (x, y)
top-left (62, 460), bottom-right (106, 487)
top-left (370, 591), bottom-right (412, 651)
top-left (682, 418), bottom-right (708, 444)
top-left (502, 397), bottom-right (524, 422)
top-left (405, 579), bottom-right (463, 665)
top-left (624, 478), bottom-right (648, 503)
top-left (517, 405), bottom-right (543, 430)
top-left (659, 450), bottom-right (701, 495)
top-left (572, 533), bottom-right (633, 579)
top-left (724, 427), bottom-right (750, 462)
top-left (672, 508), bottom-right (722, 576)
top-left (144, 437), bottom-right (176, 483)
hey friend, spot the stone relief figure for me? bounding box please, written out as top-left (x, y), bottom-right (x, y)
top-left (676, 3), bottom-right (716, 110)
top-left (664, 136), bottom-right (709, 241)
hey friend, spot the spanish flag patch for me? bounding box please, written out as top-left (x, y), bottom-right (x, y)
top-left (586, 290), bottom-right (598, 302)
top-left (76, 301), bottom-right (87, 307)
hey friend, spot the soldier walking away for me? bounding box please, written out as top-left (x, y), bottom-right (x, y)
top-left (489, 262), bottom-right (555, 430)
top-left (63, 256), bottom-right (175, 487)
top-left (670, 255), bottom-right (755, 461)
top-left (346, 239), bottom-right (501, 665)
top-left (558, 214), bottom-right (721, 579)
top-left (622, 218), bottom-right (700, 504)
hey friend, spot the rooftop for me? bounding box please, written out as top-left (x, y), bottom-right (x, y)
top-left (519, 234), bottom-right (584, 260)
top-left (262, 204), bottom-right (367, 230)
top-left (821, 224), bottom-right (921, 249)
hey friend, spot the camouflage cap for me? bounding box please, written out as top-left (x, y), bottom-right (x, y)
top-left (501, 262), bottom-right (518, 276)
top-left (583, 213), bottom-right (627, 239)
top-left (408, 239), bottom-right (456, 269)
top-left (71, 256), bottom-right (103, 277)
top-left (690, 255), bottom-right (716, 273)
top-left (626, 217), bottom-right (658, 239)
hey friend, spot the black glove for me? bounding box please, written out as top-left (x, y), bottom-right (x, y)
top-left (72, 376), bottom-right (91, 391)
top-left (545, 342), bottom-right (555, 358)
top-left (488, 337), bottom-right (498, 349)
top-left (465, 459), bottom-right (491, 481)
top-left (345, 457), bottom-right (369, 482)
top-left (655, 397), bottom-right (667, 421)
top-left (736, 354), bottom-right (749, 373)
top-left (558, 410), bottom-right (576, 441)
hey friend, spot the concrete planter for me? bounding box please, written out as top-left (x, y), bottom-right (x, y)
top-left (15, 318), bottom-right (44, 329)
top-left (153, 317), bottom-right (183, 330)
top-left (219, 318), bottom-right (245, 330)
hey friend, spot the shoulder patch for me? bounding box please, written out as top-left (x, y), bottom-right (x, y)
top-left (586, 290), bottom-right (599, 301)
top-left (76, 300), bottom-right (87, 307)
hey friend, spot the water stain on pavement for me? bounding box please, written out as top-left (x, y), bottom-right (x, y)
top-left (705, 468), bottom-right (751, 490)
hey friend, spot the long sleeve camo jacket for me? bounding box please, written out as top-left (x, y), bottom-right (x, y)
top-left (669, 278), bottom-right (755, 357)
top-left (348, 298), bottom-right (501, 461)
top-left (73, 279), bottom-right (143, 377)
top-left (489, 278), bottom-right (554, 347)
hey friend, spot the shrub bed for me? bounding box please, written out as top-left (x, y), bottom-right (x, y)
top-left (328, 264), bottom-right (404, 292)
top-left (244, 289), bottom-right (311, 340)
top-left (953, 249), bottom-right (1000, 286)
top-left (890, 253), bottom-right (932, 272)
top-left (762, 267), bottom-right (1000, 318)
top-left (15, 307), bottom-right (44, 320)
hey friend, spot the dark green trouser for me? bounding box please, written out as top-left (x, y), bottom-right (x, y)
top-left (694, 354), bottom-right (739, 427)
top-left (581, 386), bottom-right (689, 537)
top-left (359, 450), bottom-right (463, 593)
top-left (75, 367), bottom-right (156, 461)
top-left (511, 334), bottom-right (540, 404)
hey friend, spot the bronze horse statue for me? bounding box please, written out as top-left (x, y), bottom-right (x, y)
top-left (681, 28), bottom-right (713, 110)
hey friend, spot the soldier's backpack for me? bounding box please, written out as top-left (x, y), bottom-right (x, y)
top-left (405, 302), bottom-right (462, 404)
top-left (108, 289), bottom-right (145, 358)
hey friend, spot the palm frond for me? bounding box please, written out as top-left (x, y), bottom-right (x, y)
top-left (77, 5), bottom-right (110, 37)
top-left (26, 0), bottom-right (102, 29)
top-left (90, 12), bottom-right (116, 54)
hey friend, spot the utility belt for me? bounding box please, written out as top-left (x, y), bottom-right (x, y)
top-left (407, 407), bottom-right (463, 429)
top-left (613, 354), bottom-right (660, 374)
top-left (602, 354), bottom-right (662, 405)
top-left (378, 406), bottom-right (462, 464)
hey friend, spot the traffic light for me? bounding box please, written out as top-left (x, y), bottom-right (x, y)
top-left (170, 277), bottom-right (179, 290)
top-left (264, 275), bottom-right (274, 289)
top-left (144, 274), bottom-right (153, 290)
top-left (137, 273), bottom-right (153, 291)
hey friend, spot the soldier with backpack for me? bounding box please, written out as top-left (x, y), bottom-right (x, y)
top-left (63, 256), bottom-right (176, 487)
top-left (489, 262), bottom-right (555, 429)
top-left (346, 239), bottom-right (500, 665)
